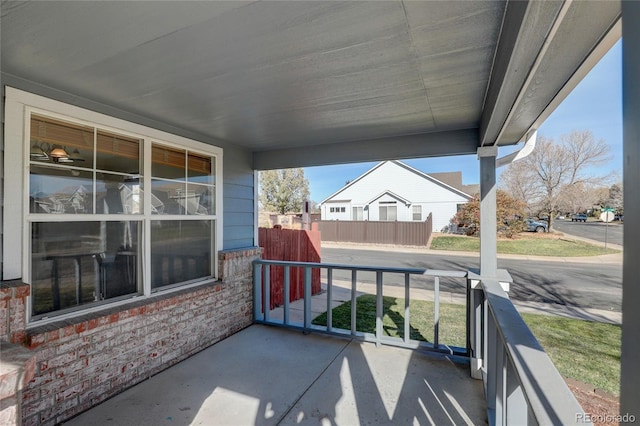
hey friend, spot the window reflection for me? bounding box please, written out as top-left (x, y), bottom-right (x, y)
top-left (150, 220), bottom-right (212, 289)
top-left (96, 174), bottom-right (143, 214)
top-left (30, 115), bottom-right (94, 168)
top-left (30, 165), bottom-right (94, 214)
top-left (31, 221), bottom-right (140, 316)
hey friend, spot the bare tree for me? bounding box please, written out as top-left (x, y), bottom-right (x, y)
top-left (557, 182), bottom-right (601, 215)
top-left (499, 160), bottom-right (544, 216)
top-left (499, 131), bottom-right (611, 231)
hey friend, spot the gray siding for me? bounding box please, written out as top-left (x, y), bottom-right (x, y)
top-left (223, 147), bottom-right (256, 249)
top-left (0, 75), bottom-right (256, 274)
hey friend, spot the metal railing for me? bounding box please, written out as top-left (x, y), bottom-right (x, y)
top-left (252, 259), bottom-right (467, 354)
top-left (253, 260), bottom-right (590, 425)
top-left (469, 277), bottom-right (590, 425)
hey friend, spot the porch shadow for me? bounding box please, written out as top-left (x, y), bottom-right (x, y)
top-left (64, 325), bottom-right (485, 425)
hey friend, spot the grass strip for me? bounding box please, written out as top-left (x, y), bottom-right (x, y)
top-left (430, 236), bottom-right (619, 257)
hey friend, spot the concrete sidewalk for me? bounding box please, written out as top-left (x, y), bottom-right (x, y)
top-left (65, 325), bottom-right (485, 425)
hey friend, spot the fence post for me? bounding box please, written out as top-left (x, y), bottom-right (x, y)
top-left (434, 276), bottom-right (440, 348)
top-left (263, 264), bottom-right (271, 322)
top-left (304, 266), bottom-right (312, 330)
top-left (284, 266), bottom-right (290, 325)
top-left (351, 270), bottom-right (357, 335)
top-left (327, 268), bottom-right (333, 332)
top-left (376, 271), bottom-right (383, 347)
top-left (253, 261), bottom-right (262, 321)
top-left (467, 272), bottom-right (484, 380)
top-left (404, 273), bottom-right (410, 344)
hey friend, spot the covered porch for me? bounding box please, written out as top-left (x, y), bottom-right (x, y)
top-left (2, 1), bottom-right (638, 424)
top-left (64, 324), bottom-right (484, 425)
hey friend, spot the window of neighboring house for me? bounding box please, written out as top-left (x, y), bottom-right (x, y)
top-left (412, 205), bottom-right (422, 221)
top-left (330, 207), bottom-right (335, 213)
top-left (340, 207), bottom-right (346, 213)
top-left (353, 206), bottom-right (363, 220)
top-left (379, 205), bottom-right (397, 221)
top-left (7, 92), bottom-right (222, 322)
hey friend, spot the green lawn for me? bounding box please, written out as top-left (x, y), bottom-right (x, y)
top-left (430, 235), bottom-right (619, 257)
top-left (313, 295), bottom-right (621, 395)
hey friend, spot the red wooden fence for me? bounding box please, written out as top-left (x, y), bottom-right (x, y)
top-left (258, 227), bottom-right (322, 309)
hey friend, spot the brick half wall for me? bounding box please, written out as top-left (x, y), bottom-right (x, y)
top-left (16, 246), bottom-right (261, 426)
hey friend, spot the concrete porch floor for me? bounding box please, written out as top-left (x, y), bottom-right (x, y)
top-left (65, 325), bottom-right (485, 425)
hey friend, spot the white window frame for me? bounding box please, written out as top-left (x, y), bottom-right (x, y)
top-left (4, 87), bottom-right (224, 325)
top-left (412, 205), bottom-right (422, 221)
top-left (352, 206), bottom-right (363, 220)
top-left (379, 205), bottom-right (397, 221)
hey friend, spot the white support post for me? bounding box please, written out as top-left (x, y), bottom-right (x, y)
top-left (478, 146), bottom-right (498, 278)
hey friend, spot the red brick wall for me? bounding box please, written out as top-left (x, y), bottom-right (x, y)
top-left (1, 281), bottom-right (30, 344)
top-left (14, 247), bottom-right (261, 426)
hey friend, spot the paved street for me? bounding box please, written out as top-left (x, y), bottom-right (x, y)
top-left (553, 219), bottom-right (623, 246)
top-left (321, 247), bottom-right (622, 313)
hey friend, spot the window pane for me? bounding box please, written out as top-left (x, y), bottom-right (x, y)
top-left (151, 179), bottom-right (187, 215)
top-left (97, 131), bottom-right (141, 174)
top-left (186, 184), bottom-right (215, 215)
top-left (97, 173), bottom-right (143, 214)
top-left (388, 206), bottom-right (397, 221)
top-left (188, 153), bottom-right (213, 185)
top-left (379, 206), bottom-right (386, 221)
top-left (412, 205), bottom-right (422, 221)
top-left (152, 145), bottom-right (185, 180)
top-left (30, 165), bottom-right (94, 214)
top-left (151, 220), bottom-right (212, 289)
top-left (30, 115), bottom-right (94, 168)
top-left (31, 221), bottom-right (140, 316)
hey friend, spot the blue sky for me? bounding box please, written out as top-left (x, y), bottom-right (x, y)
top-left (305, 40), bottom-right (622, 203)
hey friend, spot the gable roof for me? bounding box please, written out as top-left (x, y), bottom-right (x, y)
top-left (366, 190), bottom-right (411, 207)
top-left (319, 160), bottom-right (474, 204)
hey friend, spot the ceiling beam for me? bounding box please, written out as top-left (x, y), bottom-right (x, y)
top-left (480, 0), bottom-right (564, 147)
top-left (252, 129), bottom-right (479, 170)
top-left (481, 0), bottom-right (621, 147)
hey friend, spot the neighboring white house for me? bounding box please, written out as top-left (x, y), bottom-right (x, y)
top-left (319, 161), bottom-right (476, 231)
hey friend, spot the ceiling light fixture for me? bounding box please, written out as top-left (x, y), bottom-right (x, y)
top-left (49, 145), bottom-right (69, 162)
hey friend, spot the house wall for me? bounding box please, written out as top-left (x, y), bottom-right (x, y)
top-left (0, 80), bottom-right (261, 424)
top-left (1, 247), bottom-right (261, 426)
top-left (321, 162), bottom-right (469, 230)
top-left (321, 202), bottom-right (350, 221)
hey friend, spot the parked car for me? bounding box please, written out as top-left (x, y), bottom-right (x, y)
top-left (571, 214), bottom-right (588, 222)
top-left (526, 218), bottom-right (548, 232)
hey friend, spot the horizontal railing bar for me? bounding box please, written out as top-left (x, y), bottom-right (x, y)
top-left (423, 269), bottom-right (468, 278)
top-left (253, 259), bottom-right (426, 275)
top-left (481, 278), bottom-right (588, 425)
top-left (253, 318), bottom-right (468, 355)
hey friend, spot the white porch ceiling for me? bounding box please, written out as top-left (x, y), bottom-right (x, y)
top-left (1, 1), bottom-right (620, 169)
